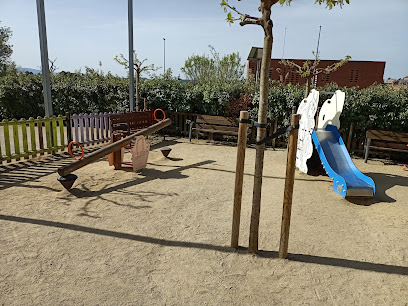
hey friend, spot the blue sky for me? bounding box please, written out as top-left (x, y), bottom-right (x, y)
top-left (1, 0), bottom-right (407, 80)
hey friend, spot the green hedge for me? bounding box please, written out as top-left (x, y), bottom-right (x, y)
top-left (0, 71), bottom-right (407, 133)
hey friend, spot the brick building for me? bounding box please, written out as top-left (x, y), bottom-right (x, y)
top-left (247, 47), bottom-right (385, 88)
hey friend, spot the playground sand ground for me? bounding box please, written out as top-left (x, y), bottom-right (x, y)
top-left (1, 138), bottom-right (407, 305)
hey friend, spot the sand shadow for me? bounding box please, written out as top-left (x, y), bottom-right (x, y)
top-left (59, 159), bottom-right (214, 218)
top-left (347, 172), bottom-right (408, 205)
top-left (1, 214), bottom-right (407, 276)
top-left (0, 146), bottom-right (103, 191)
top-left (69, 160), bottom-right (215, 198)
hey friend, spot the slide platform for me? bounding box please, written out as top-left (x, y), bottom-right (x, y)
top-left (312, 125), bottom-right (375, 198)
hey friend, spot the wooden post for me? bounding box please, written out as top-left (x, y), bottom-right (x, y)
top-left (279, 113), bottom-right (300, 259)
top-left (37, 116), bottom-right (44, 156)
top-left (231, 111), bottom-right (249, 248)
top-left (315, 107), bottom-right (321, 129)
top-left (112, 133), bottom-right (122, 170)
top-left (144, 99), bottom-right (148, 111)
top-left (272, 118), bottom-right (278, 149)
top-left (347, 122), bottom-right (354, 151)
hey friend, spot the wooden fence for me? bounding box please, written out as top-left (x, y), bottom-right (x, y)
top-left (0, 112), bottom-right (121, 164)
top-left (0, 115), bottom-right (66, 163)
top-left (69, 112), bottom-right (119, 147)
top-left (0, 110), bottom-right (385, 164)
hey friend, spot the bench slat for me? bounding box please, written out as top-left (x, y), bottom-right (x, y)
top-left (196, 124), bottom-right (239, 132)
top-left (368, 146), bottom-right (408, 153)
top-left (195, 128), bottom-right (239, 135)
top-left (196, 118), bottom-right (238, 127)
top-left (366, 130), bottom-right (408, 143)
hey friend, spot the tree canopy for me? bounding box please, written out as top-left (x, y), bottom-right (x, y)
top-left (0, 22), bottom-right (15, 75)
top-left (181, 45), bottom-right (244, 85)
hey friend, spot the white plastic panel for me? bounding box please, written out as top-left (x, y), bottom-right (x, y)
top-left (295, 89), bottom-right (319, 174)
top-left (317, 90), bottom-right (345, 130)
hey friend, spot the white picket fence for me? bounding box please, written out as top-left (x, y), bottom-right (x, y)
top-left (69, 112), bottom-right (121, 146)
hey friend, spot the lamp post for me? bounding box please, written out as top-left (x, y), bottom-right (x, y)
top-left (36, 0), bottom-right (53, 117)
top-left (163, 38), bottom-right (166, 73)
top-left (128, 0), bottom-right (135, 111)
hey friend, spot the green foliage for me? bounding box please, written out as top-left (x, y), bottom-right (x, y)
top-left (181, 46), bottom-right (244, 85)
top-left (250, 82), bottom-right (408, 132)
top-left (0, 22), bottom-right (15, 76)
top-left (1, 68), bottom-right (407, 134)
top-left (0, 70), bottom-right (128, 119)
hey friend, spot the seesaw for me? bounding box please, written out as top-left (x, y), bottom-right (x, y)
top-left (57, 118), bottom-right (171, 190)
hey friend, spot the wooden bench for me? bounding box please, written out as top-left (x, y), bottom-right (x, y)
top-left (364, 129), bottom-right (408, 162)
top-left (109, 111), bottom-right (154, 136)
top-left (188, 115), bottom-right (249, 141)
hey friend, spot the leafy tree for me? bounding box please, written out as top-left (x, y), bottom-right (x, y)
top-left (181, 45), bottom-right (244, 85)
top-left (279, 53), bottom-right (351, 97)
top-left (220, 0), bottom-right (350, 254)
top-left (0, 22), bottom-right (16, 76)
top-left (114, 51), bottom-right (160, 110)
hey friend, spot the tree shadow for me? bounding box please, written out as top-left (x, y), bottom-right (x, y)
top-left (60, 160), bottom-right (215, 217)
top-left (347, 172), bottom-right (408, 205)
top-left (1, 214), bottom-right (407, 276)
top-left (0, 146), bottom-right (103, 191)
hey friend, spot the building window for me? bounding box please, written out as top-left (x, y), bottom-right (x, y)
top-left (322, 74), bottom-right (330, 82)
top-left (350, 70), bottom-right (359, 83)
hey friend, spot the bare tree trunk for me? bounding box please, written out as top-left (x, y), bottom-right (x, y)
top-left (248, 6), bottom-right (274, 254)
top-left (304, 76), bottom-right (312, 98)
top-left (135, 72), bottom-right (141, 111)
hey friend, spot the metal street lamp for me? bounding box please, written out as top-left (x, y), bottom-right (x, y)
top-left (163, 38), bottom-right (166, 73)
top-left (128, 0), bottom-right (135, 111)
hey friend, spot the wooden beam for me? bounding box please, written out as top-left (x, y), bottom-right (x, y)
top-left (279, 113), bottom-right (301, 259)
top-left (231, 111), bottom-right (249, 248)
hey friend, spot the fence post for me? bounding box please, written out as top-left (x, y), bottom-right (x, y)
top-left (28, 117), bottom-right (37, 157)
top-left (12, 119), bottom-right (21, 161)
top-left (279, 113), bottom-right (301, 259)
top-left (65, 112), bottom-right (72, 145)
top-left (37, 116), bottom-right (44, 155)
top-left (20, 118), bottom-right (29, 159)
top-left (2, 119), bottom-right (11, 162)
top-left (231, 111), bottom-right (249, 248)
top-left (51, 115), bottom-right (58, 154)
top-left (58, 115), bottom-right (65, 150)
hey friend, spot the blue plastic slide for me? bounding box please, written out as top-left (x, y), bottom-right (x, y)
top-left (312, 125), bottom-right (375, 198)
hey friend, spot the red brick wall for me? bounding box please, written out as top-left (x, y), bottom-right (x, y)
top-left (247, 59), bottom-right (385, 88)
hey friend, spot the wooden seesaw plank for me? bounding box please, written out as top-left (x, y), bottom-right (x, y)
top-left (57, 118), bottom-right (171, 177)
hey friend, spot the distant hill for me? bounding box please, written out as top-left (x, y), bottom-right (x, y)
top-left (18, 67), bottom-right (41, 74)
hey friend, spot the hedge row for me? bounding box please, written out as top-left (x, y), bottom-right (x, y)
top-left (0, 70), bottom-right (407, 133)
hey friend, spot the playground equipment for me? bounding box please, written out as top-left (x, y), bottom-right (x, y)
top-left (68, 141), bottom-right (84, 160)
top-left (57, 118), bottom-right (171, 189)
top-left (298, 90), bottom-right (375, 198)
top-left (231, 90), bottom-right (376, 258)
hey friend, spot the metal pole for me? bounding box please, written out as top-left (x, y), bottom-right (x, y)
top-left (163, 38), bottom-right (166, 73)
top-left (128, 0), bottom-right (135, 111)
top-left (36, 0), bottom-right (53, 117)
top-left (316, 25), bottom-right (322, 60)
top-left (313, 25), bottom-right (322, 87)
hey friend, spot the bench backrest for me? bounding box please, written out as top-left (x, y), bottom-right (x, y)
top-left (366, 130), bottom-right (408, 143)
top-left (196, 115), bottom-right (239, 131)
top-left (110, 111), bottom-right (154, 133)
